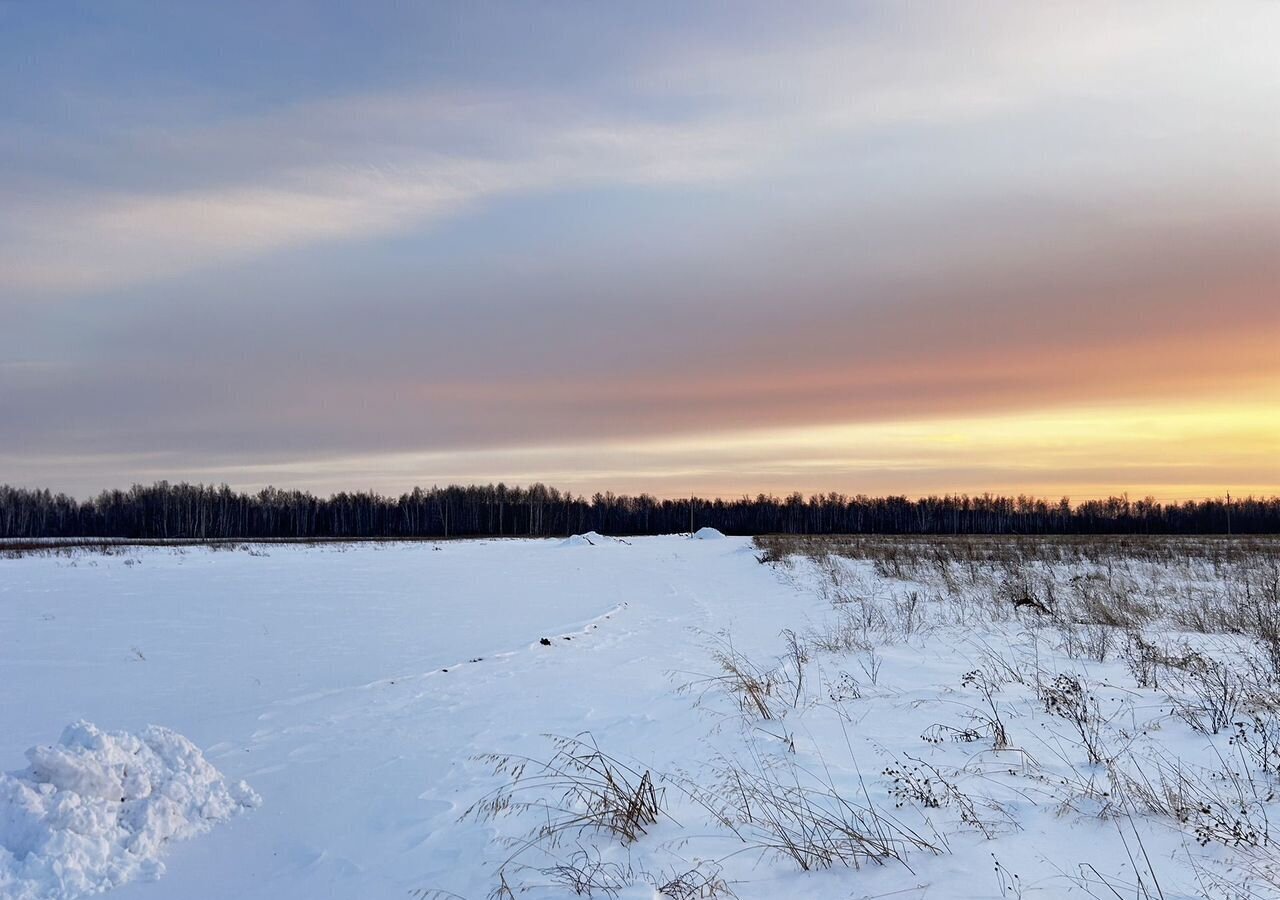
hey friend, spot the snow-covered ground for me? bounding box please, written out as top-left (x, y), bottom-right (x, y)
top-left (3, 535), bottom-right (1278, 899)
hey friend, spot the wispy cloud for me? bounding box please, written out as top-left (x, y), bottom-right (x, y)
top-left (8, 3), bottom-right (1273, 295)
top-left (0, 119), bottom-right (755, 293)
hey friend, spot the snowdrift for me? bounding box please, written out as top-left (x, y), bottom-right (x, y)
top-left (561, 531), bottom-right (610, 546)
top-left (692, 527), bottom-right (726, 540)
top-left (0, 721), bottom-right (260, 900)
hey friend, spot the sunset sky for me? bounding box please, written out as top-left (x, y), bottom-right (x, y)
top-left (2, 2), bottom-right (1277, 500)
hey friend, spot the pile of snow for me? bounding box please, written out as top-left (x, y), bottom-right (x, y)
top-left (0, 721), bottom-right (260, 900)
top-left (692, 526), bottom-right (726, 540)
top-left (561, 531), bottom-right (609, 546)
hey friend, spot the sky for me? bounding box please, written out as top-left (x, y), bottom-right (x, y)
top-left (1, 1), bottom-right (1277, 501)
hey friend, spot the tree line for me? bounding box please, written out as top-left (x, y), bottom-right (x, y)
top-left (0, 482), bottom-right (1276, 540)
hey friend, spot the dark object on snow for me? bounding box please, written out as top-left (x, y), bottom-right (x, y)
top-left (539, 637), bottom-right (552, 646)
top-left (1012, 595), bottom-right (1051, 615)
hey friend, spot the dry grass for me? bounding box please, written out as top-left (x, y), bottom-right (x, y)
top-left (685, 750), bottom-right (941, 872)
top-left (679, 632), bottom-right (799, 722)
top-left (454, 534), bottom-right (1280, 898)
top-left (467, 734), bottom-right (664, 847)
top-left (755, 533), bottom-right (1279, 568)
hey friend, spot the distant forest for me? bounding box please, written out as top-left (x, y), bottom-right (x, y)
top-left (0, 482), bottom-right (1277, 539)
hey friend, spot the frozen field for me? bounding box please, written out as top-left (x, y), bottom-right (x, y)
top-left (3, 534), bottom-right (1280, 899)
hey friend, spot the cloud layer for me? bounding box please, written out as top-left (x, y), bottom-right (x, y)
top-left (2, 3), bottom-right (1277, 497)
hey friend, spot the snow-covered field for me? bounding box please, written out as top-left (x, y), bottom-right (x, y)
top-left (3, 534), bottom-right (1279, 899)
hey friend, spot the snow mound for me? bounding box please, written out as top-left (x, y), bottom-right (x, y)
top-left (693, 527), bottom-right (726, 540)
top-left (0, 721), bottom-right (260, 900)
top-left (561, 531), bottom-right (609, 546)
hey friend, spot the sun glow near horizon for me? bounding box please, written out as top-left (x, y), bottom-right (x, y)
top-left (30, 388), bottom-right (1273, 504)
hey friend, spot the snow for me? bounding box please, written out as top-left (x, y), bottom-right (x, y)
top-left (0, 721), bottom-right (259, 900)
top-left (561, 531), bottom-right (611, 546)
top-left (1, 535), bottom-right (1277, 899)
top-left (692, 526), bottom-right (725, 540)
